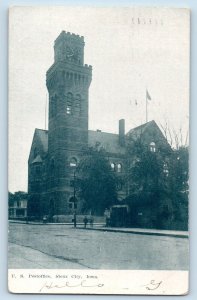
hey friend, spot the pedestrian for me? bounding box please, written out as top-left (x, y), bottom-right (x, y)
top-left (89, 216), bottom-right (94, 228)
top-left (73, 212), bottom-right (77, 228)
top-left (43, 215), bottom-right (47, 224)
top-left (83, 216), bottom-right (88, 228)
top-left (106, 216), bottom-right (110, 227)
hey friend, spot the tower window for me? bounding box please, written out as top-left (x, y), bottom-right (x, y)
top-left (163, 163), bottom-right (169, 177)
top-left (66, 92), bottom-right (73, 115)
top-left (66, 106), bottom-right (71, 114)
top-left (150, 142), bottom-right (156, 152)
top-left (117, 163), bottom-right (122, 173)
top-left (111, 163), bottom-right (115, 171)
top-left (75, 94), bottom-right (81, 115)
top-left (69, 157), bottom-right (77, 168)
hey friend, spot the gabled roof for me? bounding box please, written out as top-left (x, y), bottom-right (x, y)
top-left (28, 129), bottom-right (48, 163)
top-left (126, 120), bottom-right (157, 138)
top-left (126, 120), bottom-right (170, 149)
top-left (88, 130), bottom-right (125, 155)
top-left (29, 120), bottom-right (169, 162)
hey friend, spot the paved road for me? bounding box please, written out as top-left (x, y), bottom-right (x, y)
top-left (8, 223), bottom-right (189, 270)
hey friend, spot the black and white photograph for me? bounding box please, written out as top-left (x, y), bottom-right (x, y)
top-left (8, 6), bottom-right (189, 295)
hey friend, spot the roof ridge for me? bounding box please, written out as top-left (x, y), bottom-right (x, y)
top-left (88, 130), bottom-right (118, 136)
top-left (126, 120), bottom-right (155, 135)
top-left (35, 128), bottom-right (48, 132)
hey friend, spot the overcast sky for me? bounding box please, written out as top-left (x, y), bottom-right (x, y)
top-left (9, 6), bottom-right (189, 193)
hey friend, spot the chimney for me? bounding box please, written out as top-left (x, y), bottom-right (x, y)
top-left (119, 119), bottom-right (125, 146)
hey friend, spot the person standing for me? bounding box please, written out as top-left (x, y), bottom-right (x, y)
top-left (73, 212), bottom-right (77, 228)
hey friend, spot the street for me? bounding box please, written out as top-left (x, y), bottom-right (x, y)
top-left (8, 223), bottom-right (189, 270)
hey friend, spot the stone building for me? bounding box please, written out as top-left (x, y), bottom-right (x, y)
top-left (28, 31), bottom-right (169, 220)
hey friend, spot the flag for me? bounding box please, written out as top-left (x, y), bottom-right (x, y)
top-left (146, 89), bottom-right (151, 101)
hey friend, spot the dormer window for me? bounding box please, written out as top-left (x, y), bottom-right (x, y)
top-left (150, 142), bottom-right (156, 152)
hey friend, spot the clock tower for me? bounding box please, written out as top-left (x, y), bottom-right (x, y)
top-left (45, 31), bottom-right (92, 215)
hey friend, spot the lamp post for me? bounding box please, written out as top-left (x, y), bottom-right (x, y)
top-left (73, 169), bottom-right (77, 228)
top-left (70, 158), bottom-right (78, 228)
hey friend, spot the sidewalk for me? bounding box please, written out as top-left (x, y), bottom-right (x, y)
top-left (9, 220), bottom-right (188, 238)
top-left (77, 226), bottom-right (189, 238)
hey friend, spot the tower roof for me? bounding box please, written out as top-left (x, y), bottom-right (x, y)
top-left (35, 129), bottom-right (48, 153)
top-left (54, 30), bottom-right (84, 46)
top-left (31, 154), bottom-right (43, 164)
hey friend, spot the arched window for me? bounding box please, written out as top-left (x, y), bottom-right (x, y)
top-left (163, 163), bottom-right (169, 177)
top-left (150, 142), bottom-right (156, 152)
top-left (116, 182), bottom-right (122, 191)
top-left (111, 163), bottom-right (115, 171)
top-left (75, 94), bottom-right (81, 116)
top-left (66, 92), bottom-right (73, 114)
top-left (69, 197), bottom-right (77, 209)
top-left (69, 157), bottom-right (77, 168)
top-left (117, 163), bottom-right (122, 173)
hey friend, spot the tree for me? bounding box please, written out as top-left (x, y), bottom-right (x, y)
top-left (127, 134), bottom-right (170, 194)
top-left (167, 146), bottom-right (189, 229)
top-left (77, 146), bottom-right (118, 215)
top-left (8, 191), bottom-right (28, 206)
top-left (126, 133), bottom-right (189, 230)
top-left (8, 192), bottom-right (15, 208)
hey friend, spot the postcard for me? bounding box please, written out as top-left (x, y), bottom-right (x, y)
top-left (8, 6), bottom-right (189, 295)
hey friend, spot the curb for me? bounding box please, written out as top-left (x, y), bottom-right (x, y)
top-left (77, 227), bottom-right (189, 239)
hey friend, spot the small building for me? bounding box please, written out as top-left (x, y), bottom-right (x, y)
top-left (9, 198), bottom-right (27, 219)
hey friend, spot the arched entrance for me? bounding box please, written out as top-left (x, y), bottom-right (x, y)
top-left (68, 196), bottom-right (78, 210)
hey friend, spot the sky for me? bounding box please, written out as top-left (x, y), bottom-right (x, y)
top-left (9, 6), bottom-right (190, 193)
